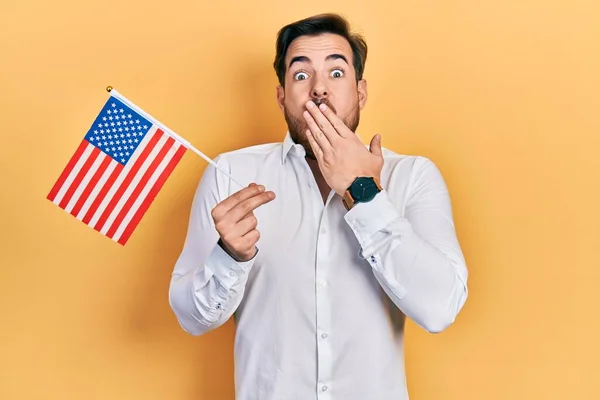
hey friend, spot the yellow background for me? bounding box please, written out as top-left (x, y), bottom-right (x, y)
top-left (1, 0), bottom-right (599, 399)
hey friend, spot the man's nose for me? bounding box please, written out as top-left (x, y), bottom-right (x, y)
top-left (311, 77), bottom-right (329, 99)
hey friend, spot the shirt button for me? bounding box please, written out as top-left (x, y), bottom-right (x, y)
top-left (229, 271), bottom-right (236, 277)
top-left (320, 227), bottom-right (327, 234)
top-left (320, 280), bottom-right (327, 287)
top-left (321, 333), bottom-right (328, 339)
top-left (322, 385), bottom-right (328, 392)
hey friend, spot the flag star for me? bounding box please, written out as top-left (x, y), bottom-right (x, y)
top-left (120, 108), bottom-right (124, 113)
top-left (112, 147), bottom-right (116, 151)
top-left (107, 110), bottom-right (112, 114)
top-left (118, 146), bottom-right (122, 151)
top-left (115, 140), bottom-right (120, 145)
top-left (115, 115), bottom-right (120, 120)
top-left (100, 129), bottom-right (104, 134)
top-left (111, 103), bottom-right (117, 108)
top-left (101, 135), bottom-right (106, 140)
top-left (94, 130), bottom-right (98, 134)
top-left (126, 132), bottom-right (131, 137)
top-left (120, 152), bottom-right (124, 157)
top-left (137, 126), bottom-right (142, 130)
top-left (121, 158), bottom-right (126, 162)
top-left (103, 141), bottom-right (108, 146)
top-left (143, 125), bottom-right (148, 129)
top-left (102, 117), bottom-right (107, 121)
top-left (110, 122), bottom-right (115, 127)
top-left (109, 116), bottom-right (113, 120)
top-left (129, 145), bottom-right (134, 149)
top-left (128, 114), bottom-right (132, 119)
top-left (89, 136), bottom-right (94, 141)
top-left (108, 135), bottom-right (112, 139)
top-left (117, 121), bottom-right (121, 126)
top-left (125, 127), bottom-right (129, 131)
top-left (98, 123), bottom-right (103, 128)
top-left (119, 128), bottom-right (123, 132)
top-left (125, 152), bottom-right (130, 156)
top-left (135, 119), bottom-right (140, 124)
top-left (112, 128), bottom-right (116, 133)
top-left (134, 139), bottom-right (139, 143)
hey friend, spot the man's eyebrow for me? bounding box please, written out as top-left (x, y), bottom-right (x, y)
top-left (288, 54), bottom-right (350, 69)
top-left (326, 54), bottom-right (349, 65)
top-left (289, 56), bottom-right (310, 69)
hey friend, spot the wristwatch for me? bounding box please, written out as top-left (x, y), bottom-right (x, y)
top-left (342, 177), bottom-right (383, 211)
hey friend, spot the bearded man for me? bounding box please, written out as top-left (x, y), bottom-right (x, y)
top-left (169, 13), bottom-right (469, 400)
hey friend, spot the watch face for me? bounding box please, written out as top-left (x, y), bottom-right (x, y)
top-left (350, 177), bottom-right (379, 202)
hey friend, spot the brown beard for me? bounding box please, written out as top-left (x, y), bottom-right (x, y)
top-left (284, 98), bottom-right (360, 160)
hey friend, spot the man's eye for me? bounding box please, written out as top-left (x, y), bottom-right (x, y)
top-left (331, 69), bottom-right (344, 78)
top-left (294, 72), bottom-right (309, 80)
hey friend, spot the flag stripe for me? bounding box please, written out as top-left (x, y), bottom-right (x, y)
top-left (71, 155), bottom-right (113, 217)
top-left (98, 131), bottom-right (168, 234)
top-left (117, 145), bottom-right (187, 245)
top-left (65, 152), bottom-right (106, 213)
top-left (76, 160), bottom-right (118, 221)
top-left (91, 128), bottom-right (162, 231)
top-left (47, 139), bottom-right (89, 202)
top-left (106, 136), bottom-right (176, 239)
top-left (51, 144), bottom-right (95, 206)
top-left (58, 146), bottom-right (101, 209)
top-left (81, 162), bottom-right (123, 225)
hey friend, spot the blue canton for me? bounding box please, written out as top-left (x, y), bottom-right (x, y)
top-left (85, 97), bottom-right (152, 165)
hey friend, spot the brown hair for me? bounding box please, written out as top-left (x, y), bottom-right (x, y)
top-left (273, 13), bottom-right (368, 87)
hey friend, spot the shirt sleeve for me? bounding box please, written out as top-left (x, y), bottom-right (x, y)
top-left (344, 156), bottom-right (469, 333)
top-left (168, 155), bottom-right (255, 336)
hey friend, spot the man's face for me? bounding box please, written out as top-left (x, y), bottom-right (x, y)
top-left (277, 33), bottom-right (367, 159)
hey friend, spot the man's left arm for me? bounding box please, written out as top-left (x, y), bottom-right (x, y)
top-left (344, 157), bottom-right (468, 333)
top-left (301, 101), bottom-right (468, 333)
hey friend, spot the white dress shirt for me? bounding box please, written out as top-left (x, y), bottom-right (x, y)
top-left (169, 132), bottom-right (468, 400)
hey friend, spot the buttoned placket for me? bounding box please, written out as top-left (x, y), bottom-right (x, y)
top-left (296, 154), bottom-right (335, 399)
top-left (315, 196), bottom-right (335, 399)
top-left (316, 207), bottom-right (333, 399)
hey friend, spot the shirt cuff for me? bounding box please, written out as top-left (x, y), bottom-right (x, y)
top-left (343, 190), bottom-right (403, 251)
top-left (204, 242), bottom-right (257, 290)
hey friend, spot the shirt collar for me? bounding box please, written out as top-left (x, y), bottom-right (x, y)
top-left (281, 131), bottom-right (306, 164)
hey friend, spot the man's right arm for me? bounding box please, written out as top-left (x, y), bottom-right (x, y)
top-left (168, 156), bottom-right (273, 336)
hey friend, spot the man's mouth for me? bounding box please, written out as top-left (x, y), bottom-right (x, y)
top-left (311, 99), bottom-right (336, 114)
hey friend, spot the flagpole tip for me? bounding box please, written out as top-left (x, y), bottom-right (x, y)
top-left (106, 86), bottom-right (113, 92)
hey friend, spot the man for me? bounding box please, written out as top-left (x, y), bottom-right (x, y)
top-left (169, 13), bottom-right (468, 400)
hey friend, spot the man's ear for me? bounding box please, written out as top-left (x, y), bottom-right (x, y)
top-left (358, 79), bottom-right (368, 110)
top-left (276, 85), bottom-right (285, 113)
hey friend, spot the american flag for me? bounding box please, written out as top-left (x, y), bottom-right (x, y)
top-left (47, 93), bottom-right (187, 245)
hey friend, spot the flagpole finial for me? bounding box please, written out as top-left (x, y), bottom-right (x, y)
top-left (106, 86), bottom-right (113, 92)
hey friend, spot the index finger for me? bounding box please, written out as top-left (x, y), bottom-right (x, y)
top-left (213, 183), bottom-right (265, 219)
top-left (316, 102), bottom-right (353, 138)
top-left (228, 190), bottom-right (275, 222)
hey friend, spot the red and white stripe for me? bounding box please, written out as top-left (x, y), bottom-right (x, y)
top-left (47, 126), bottom-right (186, 245)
